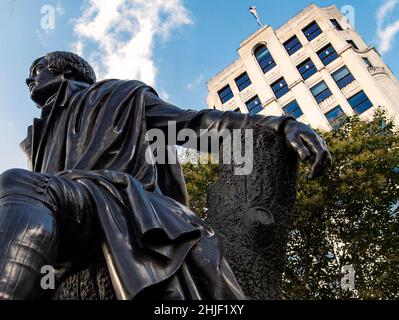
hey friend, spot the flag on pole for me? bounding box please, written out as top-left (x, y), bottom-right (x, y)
top-left (249, 6), bottom-right (262, 27)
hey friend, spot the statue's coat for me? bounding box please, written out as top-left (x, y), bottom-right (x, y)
top-left (20, 79), bottom-right (273, 299)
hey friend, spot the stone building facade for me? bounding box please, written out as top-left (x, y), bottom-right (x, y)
top-left (206, 4), bottom-right (399, 131)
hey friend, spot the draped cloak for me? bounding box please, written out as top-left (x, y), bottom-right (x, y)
top-left (19, 79), bottom-right (291, 300)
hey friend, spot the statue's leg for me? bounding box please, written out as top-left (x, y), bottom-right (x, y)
top-left (0, 169), bottom-right (58, 300)
top-left (0, 169), bottom-right (94, 300)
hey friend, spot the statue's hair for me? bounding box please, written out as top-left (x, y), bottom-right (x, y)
top-left (30, 51), bottom-right (97, 85)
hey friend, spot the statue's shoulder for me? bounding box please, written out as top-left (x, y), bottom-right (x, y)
top-left (67, 79), bottom-right (156, 110)
top-left (87, 79), bottom-right (151, 92)
top-left (66, 79), bottom-right (155, 107)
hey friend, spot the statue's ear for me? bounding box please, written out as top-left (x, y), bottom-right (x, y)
top-left (62, 67), bottom-right (75, 80)
top-left (63, 67), bottom-right (73, 75)
top-left (48, 65), bottom-right (67, 79)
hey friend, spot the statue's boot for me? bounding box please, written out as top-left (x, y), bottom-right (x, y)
top-left (0, 196), bottom-right (58, 300)
top-left (0, 169), bottom-right (93, 300)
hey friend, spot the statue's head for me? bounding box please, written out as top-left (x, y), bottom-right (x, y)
top-left (26, 51), bottom-right (96, 108)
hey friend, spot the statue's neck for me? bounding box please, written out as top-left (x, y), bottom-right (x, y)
top-left (39, 93), bottom-right (58, 119)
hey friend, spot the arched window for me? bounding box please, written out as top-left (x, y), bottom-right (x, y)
top-left (254, 45), bottom-right (276, 74)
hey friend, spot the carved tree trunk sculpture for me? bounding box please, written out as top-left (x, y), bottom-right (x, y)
top-left (205, 125), bottom-right (298, 299)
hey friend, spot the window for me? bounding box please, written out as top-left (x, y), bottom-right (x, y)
top-left (235, 72), bottom-right (252, 92)
top-left (255, 45), bottom-right (276, 74)
top-left (283, 100), bottom-right (303, 119)
top-left (347, 90), bottom-right (373, 114)
top-left (311, 81), bottom-right (332, 103)
top-left (297, 58), bottom-right (317, 80)
top-left (325, 106), bottom-right (346, 128)
top-left (218, 85), bottom-right (233, 104)
top-left (317, 44), bottom-right (339, 66)
top-left (246, 96), bottom-right (263, 115)
top-left (363, 57), bottom-right (372, 67)
top-left (331, 19), bottom-right (343, 30)
top-left (332, 66), bottom-right (355, 89)
top-left (284, 35), bottom-right (303, 55)
top-left (302, 21), bottom-right (322, 41)
top-left (347, 40), bottom-right (359, 50)
top-left (271, 77), bottom-right (289, 99)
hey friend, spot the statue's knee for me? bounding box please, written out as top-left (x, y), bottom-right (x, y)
top-left (0, 169), bottom-right (30, 189)
top-left (0, 169), bottom-right (50, 202)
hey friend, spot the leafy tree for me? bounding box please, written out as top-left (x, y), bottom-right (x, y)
top-left (283, 110), bottom-right (399, 299)
top-left (181, 150), bottom-right (219, 218)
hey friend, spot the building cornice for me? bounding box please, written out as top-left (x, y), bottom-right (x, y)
top-left (238, 25), bottom-right (271, 49)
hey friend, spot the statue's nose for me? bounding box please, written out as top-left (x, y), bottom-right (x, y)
top-left (26, 77), bottom-right (34, 86)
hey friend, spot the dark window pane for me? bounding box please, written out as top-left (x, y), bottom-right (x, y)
top-left (246, 95), bottom-right (263, 115)
top-left (317, 89), bottom-right (333, 102)
top-left (325, 105), bottom-right (346, 128)
top-left (347, 91), bottom-right (373, 114)
top-left (302, 21), bottom-right (322, 41)
top-left (255, 45), bottom-right (277, 74)
top-left (235, 72), bottom-right (252, 91)
top-left (317, 44), bottom-right (338, 66)
top-left (347, 40), bottom-right (359, 49)
top-left (363, 57), bottom-right (372, 67)
top-left (311, 81), bottom-right (332, 103)
top-left (271, 77), bottom-right (289, 99)
top-left (354, 99), bottom-right (373, 114)
top-left (348, 91), bottom-right (367, 106)
top-left (332, 66), bottom-right (355, 89)
top-left (297, 58), bottom-right (317, 80)
top-left (336, 75), bottom-right (355, 88)
top-left (323, 52), bottom-right (339, 65)
top-left (218, 85), bottom-right (234, 104)
top-left (332, 66), bottom-right (350, 81)
top-left (331, 19), bottom-right (343, 30)
top-left (325, 106), bottom-right (344, 121)
top-left (284, 35), bottom-right (303, 55)
top-left (311, 81), bottom-right (327, 96)
top-left (283, 100), bottom-right (303, 119)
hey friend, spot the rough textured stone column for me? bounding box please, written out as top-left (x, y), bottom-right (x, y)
top-left (205, 125), bottom-right (299, 300)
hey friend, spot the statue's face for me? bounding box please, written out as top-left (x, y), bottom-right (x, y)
top-left (26, 58), bottom-right (65, 108)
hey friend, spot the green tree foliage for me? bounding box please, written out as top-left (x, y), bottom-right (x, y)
top-left (181, 151), bottom-right (219, 218)
top-left (182, 110), bottom-right (399, 299)
top-left (283, 110), bottom-right (399, 299)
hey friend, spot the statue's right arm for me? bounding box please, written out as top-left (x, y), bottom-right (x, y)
top-left (144, 90), bottom-right (293, 142)
top-left (144, 90), bottom-right (332, 178)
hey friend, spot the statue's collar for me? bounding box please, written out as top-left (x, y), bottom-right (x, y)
top-left (56, 80), bottom-right (91, 107)
top-left (39, 80), bottom-right (91, 118)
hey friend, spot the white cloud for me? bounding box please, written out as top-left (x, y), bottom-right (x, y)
top-left (376, 0), bottom-right (399, 54)
top-left (186, 73), bottom-right (205, 91)
top-left (71, 0), bottom-right (192, 86)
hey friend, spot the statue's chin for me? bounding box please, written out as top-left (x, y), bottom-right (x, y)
top-left (30, 88), bottom-right (53, 108)
top-left (30, 96), bottom-right (47, 109)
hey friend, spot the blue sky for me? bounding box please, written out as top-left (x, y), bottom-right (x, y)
top-left (1, 0), bottom-right (399, 172)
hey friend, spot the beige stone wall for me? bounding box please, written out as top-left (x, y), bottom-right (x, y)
top-left (206, 4), bottom-right (399, 131)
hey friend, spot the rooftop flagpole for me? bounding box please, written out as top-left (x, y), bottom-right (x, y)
top-left (249, 6), bottom-right (263, 28)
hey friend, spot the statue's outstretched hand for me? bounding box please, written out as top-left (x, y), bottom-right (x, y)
top-left (282, 119), bottom-right (332, 179)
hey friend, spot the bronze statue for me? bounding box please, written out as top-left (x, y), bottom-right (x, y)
top-left (0, 51), bottom-right (331, 300)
